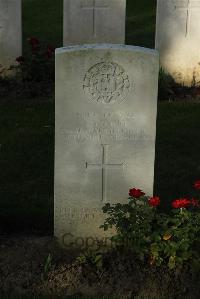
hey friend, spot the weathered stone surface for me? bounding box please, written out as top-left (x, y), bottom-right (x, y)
top-left (63, 0), bottom-right (126, 45)
top-left (156, 0), bottom-right (200, 86)
top-left (55, 44), bottom-right (159, 246)
top-left (0, 0), bottom-right (22, 74)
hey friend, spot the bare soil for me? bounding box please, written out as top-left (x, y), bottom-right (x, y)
top-left (0, 236), bottom-right (199, 298)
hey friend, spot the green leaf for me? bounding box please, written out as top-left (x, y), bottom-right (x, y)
top-left (168, 256), bottom-right (176, 270)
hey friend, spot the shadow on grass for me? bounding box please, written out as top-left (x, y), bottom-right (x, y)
top-left (0, 297), bottom-right (120, 299)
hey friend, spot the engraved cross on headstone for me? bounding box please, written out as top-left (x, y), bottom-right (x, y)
top-left (173, 0), bottom-right (200, 36)
top-left (86, 144), bottom-right (124, 202)
top-left (81, 0), bottom-right (109, 37)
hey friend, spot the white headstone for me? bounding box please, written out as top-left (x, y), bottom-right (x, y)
top-left (156, 0), bottom-right (200, 86)
top-left (63, 0), bottom-right (126, 45)
top-left (0, 0), bottom-right (22, 74)
top-left (55, 44), bottom-right (159, 246)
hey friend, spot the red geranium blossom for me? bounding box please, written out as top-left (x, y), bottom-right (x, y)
top-left (194, 180), bottom-right (200, 190)
top-left (148, 196), bottom-right (160, 207)
top-left (16, 56), bottom-right (25, 64)
top-left (172, 198), bottom-right (191, 209)
top-left (28, 37), bottom-right (40, 51)
top-left (191, 198), bottom-right (200, 207)
top-left (45, 45), bottom-right (55, 58)
top-left (28, 37), bottom-right (39, 46)
top-left (129, 188), bottom-right (145, 198)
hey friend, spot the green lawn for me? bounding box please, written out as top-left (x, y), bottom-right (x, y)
top-left (22, 0), bottom-right (156, 50)
top-left (0, 0), bottom-right (200, 233)
top-left (0, 297), bottom-right (142, 299)
top-left (0, 100), bottom-right (200, 233)
top-left (0, 99), bottom-right (54, 233)
top-left (0, 295), bottom-right (169, 299)
top-left (126, 0), bottom-right (156, 47)
top-left (154, 102), bottom-right (200, 211)
top-left (22, 0), bottom-right (63, 52)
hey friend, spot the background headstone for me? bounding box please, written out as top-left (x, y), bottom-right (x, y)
top-left (63, 0), bottom-right (126, 45)
top-left (156, 0), bottom-right (200, 86)
top-left (0, 0), bottom-right (22, 75)
top-left (55, 44), bottom-right (159, 245)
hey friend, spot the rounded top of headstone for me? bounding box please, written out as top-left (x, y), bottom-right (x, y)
top-left (55, 44), bottom-right (159, 57)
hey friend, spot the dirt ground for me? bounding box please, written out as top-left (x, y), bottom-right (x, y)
top-left (0, 235), bottom-right (200, 298)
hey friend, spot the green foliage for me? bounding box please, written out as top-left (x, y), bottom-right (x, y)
top-left (101, 187), bottom-right (200, 270)
top-left (158, 68), bottom-right (176, 101)
top-left (101, 197), bottom-right (157, 260)
top-left (126, 0), bottom-right (156, 47)
top-left (22, 0), bottom-right (63, 52)
top-left (77, 250), bottom-right (103, 270)
top-left (41, 253), bottom-right (52, 281)
top-left (150, 208), bottom-right (200, 269)
top-left (14, 38), bottom-right (55, 97)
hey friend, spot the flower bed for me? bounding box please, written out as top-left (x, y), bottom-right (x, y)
top-left (101, 180), bottom-right (200, 270)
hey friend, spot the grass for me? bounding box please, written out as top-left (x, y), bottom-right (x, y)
top-left (0, 296), bottom-right (104, 299)
top-left (126, 0), bottom-right (156, 47)
top-left (0, 99), bottom-right (54, 234)
top-left (22, 0), bottom-right (63, 53)
top-left (0, 1), bottom-right (199, 233)
top-left (154, 102), bottom-right (200, 211)
top-left (0, 297), bottom-right (122, 299)
top-left (0, 100), bottom-right (200, 233)
top-left (0, 296), bottom-right (160, 299)
top-left (22, 0), bottom-right (156, 50)
top-left (0, 3), bottom-right (199, 299)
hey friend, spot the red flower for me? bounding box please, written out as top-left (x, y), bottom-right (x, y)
top-left (45, 45), bottom-right (55, 58)
top-left (16, 56), bottom-right (25, 64)
top-left (194, 180), bottom-right (200, 190)
top-left (47, 45), bottom-right (55, 52)
top-left (191, 198), bottom-right (200, 207)
top-left (28, 37), bottom-right (39, 46)
top-left (129, 188), bottom-right (145, 198)
top-left (172, 198), bottom-right (191, 209)
top-left (148, 196), bottom-right (160, 207)
top-left (28, 37), bottom-right (40, 51)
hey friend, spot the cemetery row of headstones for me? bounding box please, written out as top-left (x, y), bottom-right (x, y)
top-left (0, 0), bottom-right (198, 244)
top-left (0, 0), bottom-right (199, 85)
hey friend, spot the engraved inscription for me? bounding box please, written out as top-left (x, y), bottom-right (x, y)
top-left (62, 128), bottom-right (149, 142)
top-left (173, 0), bottom-right (200, 36)
top-left (60, 112), bottom-right (150, 142)
top-left (57, 207), bottom-right (101, 221)
top-left (81, 0), bottom-right (109, 37)
top-left (86, 144), bottom-right (124, 202)
top-left (83, 62), bottom-right (130, 104)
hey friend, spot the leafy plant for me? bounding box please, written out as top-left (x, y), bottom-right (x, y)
top-left (101, 189), bottom-right (160, 260)
top-left (158, 68), bottom-right (176, 101)
top-left (15, 37), bottom-right (55, 97)
top-left (41, 253), bottom-right (52, 281)
top-left (101, 182), bottom-right (200, 270)
top-left (76, 250), bottom-right (103, 270)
